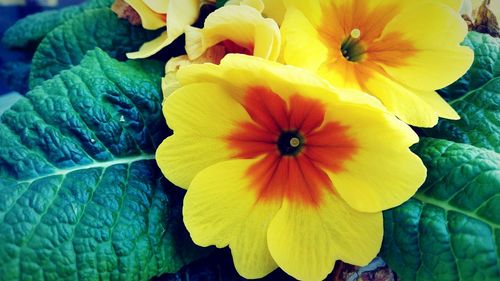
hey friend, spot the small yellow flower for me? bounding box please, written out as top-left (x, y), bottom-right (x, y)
top-left (281, 0), bottom-right (473, 127)
top-left (161, 2), bottom-right (280, 97)
top-left (185, 2), bottom-right (281, 63)
top-left (156, 55), bottom-right (426, 280)
top-left (125, 0), bottom-right (203, 59)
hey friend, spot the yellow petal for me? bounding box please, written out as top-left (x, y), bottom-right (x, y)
top-left (143, 0), bottom-right (168, 13)
top-left (281, 7), bottom-right (329, 72)
top-left (125, 0), bottom-right (165, 30)
top-left (417, 90), bottom-right (460, 120)
top-left (176, 54), bottom-right (385, 113)
top-left (156, 82), bottom-right (250, 187)
top-left (184, 159), bottom-right (279, 278)
top-left (127, 31), bottom-right (173, 59)
top-left (262, 0), bottom-right (286, 24)
top-left (185, 26), bottom-right (205, 60)
top-left (156, 135), bottom-right (230, 189)
top-left (282, 0), bottom-right (322, 26)
top-left (379, 1), bottom-right (473, 90)
top-left (436, 0), bottom-right (464, 11)
top-left (364, 71), bottom-right (447, 127)
top-left (230, 200), bottom-right (280, 279)
top-left (225, 0), bottom-right (265, 12)
top-left (127, 0), bottom-right (200, 58)
top-left (166, 0), bottom-right (200, 41)
top-left (186, 4), bottom-right (280, 61)
top-left (267, 195), bottom-right (383, 281)
top-left (324, 103), bottom-right (427, 212)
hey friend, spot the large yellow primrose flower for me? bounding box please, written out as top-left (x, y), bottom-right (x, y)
top-left (280, 0), bottom-right (474, 127)
top-left (185, 1), bottom-right (281, 63)
top-left (125, 0), bottom-right (205, 59)
top-left (156, 55), bottom-right (426, 280)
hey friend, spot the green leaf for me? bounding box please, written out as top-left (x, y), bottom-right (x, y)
top-left (0, 49), bottom-right (205, 280)
top-left (29, 8), bottom-right (160, 88)
top-left (425, 77), bottom-right (500, 153)
top-left (381, 138), bottom-right (500, 281)
top-left (216, 0), bottom-right (230, 8)
top-left (439, 32), bottom-right (500, 101)
top-left (1, 0), bottom-right (113, 49)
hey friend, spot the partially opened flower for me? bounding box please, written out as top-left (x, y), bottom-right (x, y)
top-left (184, 1), bottom-right (281, 63)
top-left (125, 0), bottom-right (204, 59)
top-left (162, 2), bottom-right (280, 97)
top-left (281, 0), bottom-right (474, 127)
top-left (156, 55), bottom-right (426, 280)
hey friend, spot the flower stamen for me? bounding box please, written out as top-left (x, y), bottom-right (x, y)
top-left (340, 28), bottom-right (365, 62)
top-left (277, 131), bottom-right (304, 156)
top-left (289, 137), bottom-right (301, 148)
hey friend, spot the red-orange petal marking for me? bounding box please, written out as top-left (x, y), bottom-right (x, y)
top-left (226, 87), bottom-right (358, 206)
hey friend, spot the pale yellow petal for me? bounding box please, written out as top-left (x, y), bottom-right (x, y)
top-left (281, 7), bottom-right (329, 72)
top-left (127, 31), bottom-right (172, 59)
top-left (143, 0), bottom-right (168, 13)
top-left (185, 4), bottom-right (280, 61)
top-left (125, 0), bottom-right (165, 30)
top-left (128, 0), bottom-right (200, 58)
top-left (436, 0), bottom-right (463, 11)
top-left (283, 0), bottom-right (322, 26)
top-left (262, 0), bottom-right (285, 24)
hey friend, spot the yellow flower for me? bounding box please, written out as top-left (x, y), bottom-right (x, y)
top-left (156, 55), bottom-right (426, 280)
top-left (161, 2), bottom-right (280, 97)
top-left (185, 2), bottom-right (281, 63)
top-left (226, 0), bottom-right (286, 23)
top-left (125, 0), bottom-right (203, 59)
top-left (281, 0), bottom-right (474, 127)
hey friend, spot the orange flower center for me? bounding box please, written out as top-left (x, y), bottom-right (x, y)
top-left (226, 87), bottom-right (358, 206)
top-left (317, 2), bottom-right (417, 84)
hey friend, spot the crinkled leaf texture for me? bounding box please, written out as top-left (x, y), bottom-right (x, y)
top-left (29, 8), bottom-right (161, 88)
top-left (381, 138), bottom-right (500, 281)
top-left (426, 77), bottom-right (500, 153)
top-left (439, 32), bottom-right (500, 101)
top-left (0, 49), bottom-right (205, 280)
top-left (1, 0), bottom-right (112, 49)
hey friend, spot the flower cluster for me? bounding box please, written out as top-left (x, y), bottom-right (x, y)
top-left (123, 0), bottom-right (472, 280)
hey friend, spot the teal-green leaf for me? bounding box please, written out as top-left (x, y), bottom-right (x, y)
top-left (216, 0), bottom-right (230, 8)
top-left (29, 8), bottom-right (160, 88)
top-left (0, 49), bottom-right (205, 280)
top-left (425, 77), bottom-right (500, 153)
top-left (381, 138), bottom-right (500, 281)
top-left (1, 0), bottom-right (113, 49)
top-left (439, 32), bottom-right (500, 101)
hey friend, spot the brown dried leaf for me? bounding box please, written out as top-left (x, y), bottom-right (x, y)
top-left (111, 0), bottom-right (142, 26)
top-left (474, 0), bottom-right (499, 36)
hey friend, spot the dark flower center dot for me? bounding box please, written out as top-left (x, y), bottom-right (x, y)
top-left (277, 131), bottom-right (304, 156)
